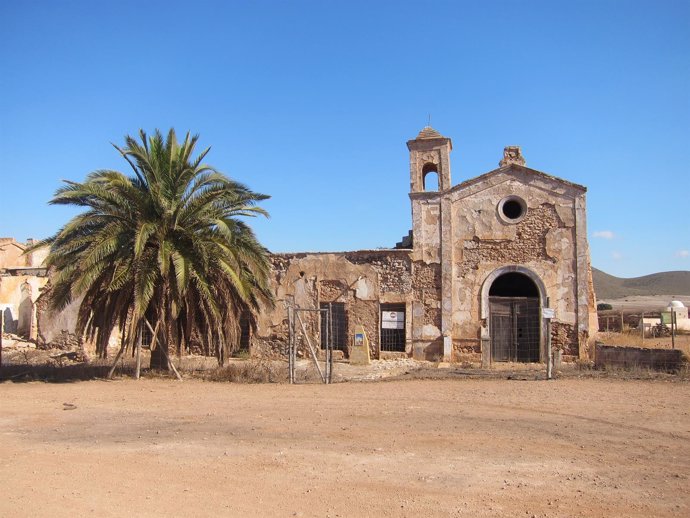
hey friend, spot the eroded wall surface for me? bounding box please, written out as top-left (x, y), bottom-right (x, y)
top-left (410, 165), bottom-right (597, 362)
top-left (258, 252), bottom-right (400, 359)
top-left (0, 274), bottom-right (48, 339)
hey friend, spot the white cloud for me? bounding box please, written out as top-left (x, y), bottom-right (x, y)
top-left (593, 230), bottom-right (615, 239)
top-left (676, 250), bottom-right (689, 258)
top-left (612, 251), bottom-right (623, 260)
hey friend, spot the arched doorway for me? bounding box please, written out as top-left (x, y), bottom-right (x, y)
top-left (488, 272), bottom-right (541, 362)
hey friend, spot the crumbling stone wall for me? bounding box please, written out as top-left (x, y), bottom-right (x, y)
top-left (258, 251), bottom-right (413, 360)
top-left (37, 329), bottom-right (82, 351)
top-left (458, 204), bottom-right (562, 276)
top-left (412, 261), bottom-right (441, 329)
top-left (452, 339), bottom-right (482, 360)
top-left (344, 252), bottom-right (412, 294)
top-left (251, 337), bottom-right (288, 359)
top-left (35, 283), bottom-right (82, 349)
top-left (551, 321), bottom-right (578, 358)
top-left (319, 280), bottom-right (347, 301)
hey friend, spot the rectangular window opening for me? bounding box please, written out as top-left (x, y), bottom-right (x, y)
top-left (380, 303), bottom-right (406, 352)
top-left (141, 323), bottom-right (153, 347)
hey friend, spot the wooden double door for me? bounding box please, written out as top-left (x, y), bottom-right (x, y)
top-left (489, 297), bottom-right (541, 362)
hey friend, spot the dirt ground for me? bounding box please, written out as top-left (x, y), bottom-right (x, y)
top-left (1, 377), bottom-right (688, 518)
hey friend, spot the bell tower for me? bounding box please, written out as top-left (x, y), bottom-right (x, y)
top-left (406, 126), bottom-right (452, 193)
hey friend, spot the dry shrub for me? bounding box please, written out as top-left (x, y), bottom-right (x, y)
top-left (294, 363), bottom-right (330, 383)
top-left (205, 359), bottom-right (288, 383)
top-left (0, 361), bottom-right (112, 382)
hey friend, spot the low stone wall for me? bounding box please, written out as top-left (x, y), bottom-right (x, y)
top-left (594, 344), bottom-right (686, 372)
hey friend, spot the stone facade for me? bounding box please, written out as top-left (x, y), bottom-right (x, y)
top-left (0, 238), bottom-right (48, 340)
top-left (254, 127), bottom-right (598, 364)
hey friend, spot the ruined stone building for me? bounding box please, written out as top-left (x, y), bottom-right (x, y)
top-left (0, 238), bottom-right (48, 339)
top-left (256, 127), bottom-right (598, 364)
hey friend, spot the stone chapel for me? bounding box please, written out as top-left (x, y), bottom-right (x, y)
top-left (254, 126), bottom-right (598, 364)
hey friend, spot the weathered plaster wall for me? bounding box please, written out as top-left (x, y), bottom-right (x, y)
top-left (36, 288), bottom-right (83, 348)
top-left (409, 261), bottom-right (442, 358)
top-left (411, 199), bottom-right (441, 264)
top-left (0, 239), bottom-right (48, 269)
top-left (0, 274), bottom-right (48, 339)
top-left (257, 251), bottom-right (414, 359)
top-left (0, 239), bottom-right (27, 269)
top-left (444, 170), bottom-right (593, 359)
top-left (35, 287), bottom-right (121, 356)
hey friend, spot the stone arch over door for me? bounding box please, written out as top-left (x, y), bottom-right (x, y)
top-left (480, 266), bottom-right (547, 363)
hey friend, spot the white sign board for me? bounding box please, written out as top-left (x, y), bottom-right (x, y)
top-left (542, 308), bottom-right (555, 319)
top-left (382, 311), bottom-right (404, 329)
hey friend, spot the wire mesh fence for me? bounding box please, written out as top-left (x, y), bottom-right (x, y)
top-left (489, 297), bottom-right (540, 362)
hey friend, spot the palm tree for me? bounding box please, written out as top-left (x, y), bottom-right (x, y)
top-left (35, 129), bottom-right (273, 370)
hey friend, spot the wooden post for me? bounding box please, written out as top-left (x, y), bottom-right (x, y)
top-left (671, 311), bottom-right (676, 350)
top-left (288, 306), bottom-right (294, 384)
top-left (135, 321), bottom-right (142, 380)
top-left (144, 318), bottom-right (182, 381)
top-left (641, 312), bottom-right (644, 342)
top-left (546, 297), bottom-right (552, 380)
top-left (296, 311), bottom-right (325, 383)
top-left (107, 342), bottom-right (127, 379)
top-left (160, 343), bottom-right (183, 381)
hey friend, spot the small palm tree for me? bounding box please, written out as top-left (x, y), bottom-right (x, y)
top-left (36, 129), bottom-right (273, 369)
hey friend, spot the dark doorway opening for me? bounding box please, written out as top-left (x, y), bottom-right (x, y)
top-left (239, 313), bottom-right (251, 352)
top-left (320, 302), bottom-right (347, 351)
top-left (489, 272), bottom-right (541, 362)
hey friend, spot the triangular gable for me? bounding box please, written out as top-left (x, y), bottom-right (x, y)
top-left (447, 164), bottom-right (586, 197)
top-left (0, 238), bottom-right (26, 253)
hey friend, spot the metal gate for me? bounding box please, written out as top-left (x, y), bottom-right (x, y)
top-left (489, 297), bottom-right (540, 362)
top-left (287, 305), bottom-right (334, 384)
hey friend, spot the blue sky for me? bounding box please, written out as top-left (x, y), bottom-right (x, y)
top-left (1, 0), bottom-right (688, 278)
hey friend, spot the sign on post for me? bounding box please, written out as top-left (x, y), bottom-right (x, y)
top-left (542, 308), bottom-right (555, 319)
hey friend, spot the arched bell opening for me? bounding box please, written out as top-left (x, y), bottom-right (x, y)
top-left (422, 162), bottom-right (439, 191)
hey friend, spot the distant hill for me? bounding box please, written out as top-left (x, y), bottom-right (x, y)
top-left (592, 268), bottom-right (690, 300)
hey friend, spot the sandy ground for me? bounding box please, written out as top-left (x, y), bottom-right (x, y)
top-left (1, 377), bottom-right (688, 518)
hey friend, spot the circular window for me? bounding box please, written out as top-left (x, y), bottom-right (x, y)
top-left (498, 196), bottom-right (527, 223)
